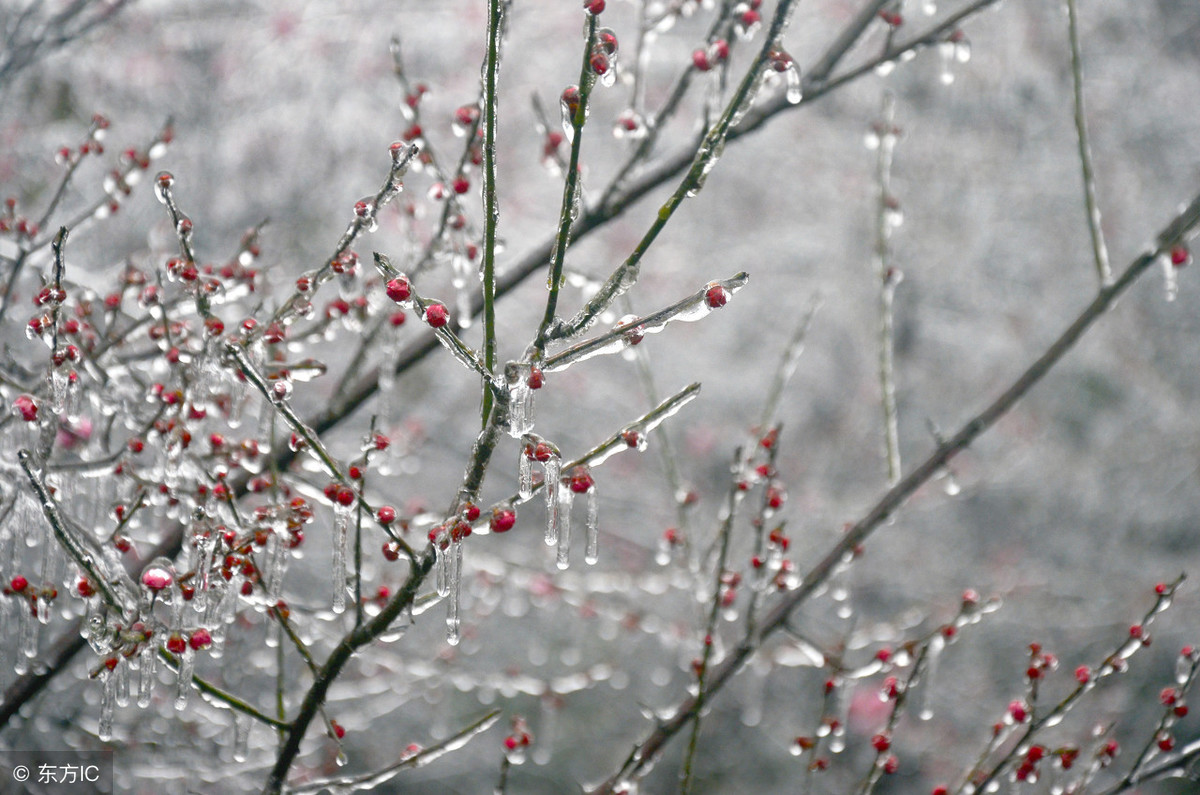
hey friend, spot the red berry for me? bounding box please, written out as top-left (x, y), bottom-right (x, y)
top-left (692, 49), bottom-right (711, 72)
top-left (332, 720), bottom-right (346, 740)
top-left (188, 628), bottom-right (212, 650)
top-left (871, 733), bottom-right (891, 752)
top-left (1170, 245), bottom-right (1190, 267)
top-left (382, 540), bottom-right (402, 561)
top-left (10, 576), bottom-right (28, 592)
top-left (377, 505), bottom-right (397, 525)
top-left (166, 633), bottom-right (187, 654)
top-left (584, 0), bottom-right (605, 13)
top-left (141, 567), bottom-right (173, 591)
top-left (13, 394), bottom-right (37, 422)
top-left (1074, 665), bottom-right (1091, 684)
top-left (490, 508), bottom-right (516, 533)
top-left (704, 284), bottom-right (729, 308)
top-left (528, 366), bottom-right (544, 389)
top-left (335, 486), bottom-right (356, 507)
top-left (424, 302), bottom-right (448, 328)
top-left (590, 51), bottom-right (609, 76)
top-left (452, 176), bottom-right (470, 194)
top-left (883, 755), bottom-right (899, 774)
top-left (385, 276), bottom-right (412, 303)
top-left (455, 105), bottom-right (479, 127)
top-left (568, 467), bottom-right (594, 493)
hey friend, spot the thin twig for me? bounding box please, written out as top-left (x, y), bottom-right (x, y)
top-left (479, 0), bottom-right (507, 426)
top-left (1066, 0), bottom-right (1112, 287)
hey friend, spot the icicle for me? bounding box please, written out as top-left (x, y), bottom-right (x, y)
top-left (556, 486), bottom-right (574, 570)
top-left (917, 635), bottom-right (944, 720)
top-left (114, 658), bottom-right (130, 707)
top-left (1161, 253), bottom-right (1179, 301)
top-left (49, 368), bottom-right (69, 414)
top-left (1176, 650), bottom-right (1195, 685)
top-left (938, 41), bottom-right (957, 85)
top-left (518, 450), bottom-right (533, 499)
top-left (543, 455), bottom-right (562, 547)
top-left (138, 644), bottom-right (156, 708)
top-left (233, 711), bottom-right (250, 762)
top-left (35, 590), bottom-right (51, 624)
top-left (207, 581), bottom-right (236, 658)
top-left (584, 487), bottom-right (599, 565)
top-left (98, 670), bottom-right (115, 741)
top-left (740, 658), bottom-right (769, 726)
top-left (65, 375), bottom-right (82, 423)
top-left (435, 536), bottom-right (450, 597)
top-left (175, 647), bottom-right (195, 710)
top-left (18, 598), bottom-right (38, 670)
top-left (265, 532), bottom-right (286, 599)
top-left (332, 503), bottom-right (350, 614)
top-left (446, 540), bottom-right (463, 646)
top-left (504, 363), bottom-right (536, 439)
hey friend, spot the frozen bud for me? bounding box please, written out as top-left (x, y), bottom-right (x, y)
top-left (705, 284), bottom-right (729, 308)
top-left (13, 394), bottom-right (38, 422)
top-left (423, 302), bottom-right (449, 328)
top-left (188, 628), bottom-right (213, 650)
top-left (166, 633), bottom-right (187, 654)
top-left (561, 86), bottom-right (582, 120)
top-left (584, 0), bottom-right (605, 14)
top-left (490, 507), bottom-right (517, 533)
top-left (386, 276), bottom-right (412, 303)
top-left (597, 29), bottom-right (618, 55)
top-left (590, 50), bottom-right (610, 76)
top-left (141, 563), bottom-right (173, 592)
top-left (568, 466), bottom-right (595, 493)
top-left (1170, 244), bottom-right (1191, 267)
top-left (154, 171), bottom-right (174, 203)
top-left (382, 540), bottom-right (402, 561)
top-left (1008, 700), bottom-right (1029, 723)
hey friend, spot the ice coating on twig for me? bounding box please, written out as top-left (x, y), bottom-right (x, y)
top-left (544, 273), bottom-right (748, 373)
